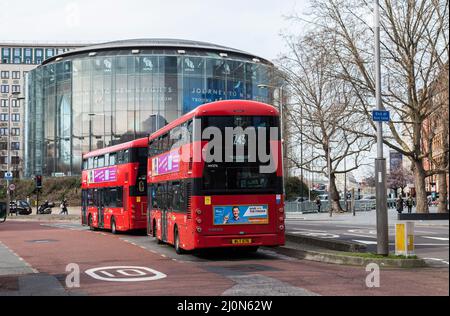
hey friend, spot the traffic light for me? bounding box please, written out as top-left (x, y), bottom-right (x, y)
top-left (35, 175), bottom-right (42, 189)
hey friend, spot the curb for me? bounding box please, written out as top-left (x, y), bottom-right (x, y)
top-left (273, 246), bottom-right (428, 268)
top-left (285, 233), bottom-right (367, 253)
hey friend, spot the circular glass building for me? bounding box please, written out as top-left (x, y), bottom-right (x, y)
top-left (25, 39), bottom-right (276, 177)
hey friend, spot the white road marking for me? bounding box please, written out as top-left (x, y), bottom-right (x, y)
top-left (344, 233), bottom-right (377, 239)
top-left (352, 240), bottom-right (378, 245)
top-left (422, 236), bottom-right (449, 242)
top-left (290, 231), bottom-right (340, 239)
top-left (85, 266), bottom-right (167, 282)
top-left (423, 258), bottom-right (449, 265)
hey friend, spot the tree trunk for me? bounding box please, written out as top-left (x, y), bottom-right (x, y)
top-left (438, 172), bottom-right (449, 213)
top-left (413, 161), bottom-right (429, 214)
top-left (329, 173), bottom-right (344, 213)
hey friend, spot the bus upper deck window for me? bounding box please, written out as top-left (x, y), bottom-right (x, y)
top-left (88, 157), bottom-right (94, 169)
top-left (98, 155), bottom-right (105, 168)
top-left (109, 153), bottom-right (116, 165)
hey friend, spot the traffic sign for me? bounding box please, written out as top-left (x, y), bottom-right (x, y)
top-left (372, 110), bottom-right (390, 122)
top-left (4, 172), bottom-right (13, 181)
top-left (9, 184), bottom-right (16, 191)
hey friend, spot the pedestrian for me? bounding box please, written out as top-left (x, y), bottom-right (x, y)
top-left (396, 196), bottom-right (404, 214)
top-left (60, 199), bottom-right (69, 215)
top-left (406, 196), bottom-right (414, 214)
top-left (315, 196), bottom-right (322, 213)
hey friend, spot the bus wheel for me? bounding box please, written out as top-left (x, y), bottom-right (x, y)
top-left (111, 218), bottom-right (117, 234)
top-left (174, 227), bottom-right (185, 255)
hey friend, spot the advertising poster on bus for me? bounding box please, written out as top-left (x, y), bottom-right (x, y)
top-left (214, 205), bottom-right (269, 225)
top-left (88, 166), bottom-right (118, 184)
top-left (152, 151), bottom-right (180, 176)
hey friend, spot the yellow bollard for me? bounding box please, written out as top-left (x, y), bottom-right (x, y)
top-left (395, 222), bottom-right (415, 257)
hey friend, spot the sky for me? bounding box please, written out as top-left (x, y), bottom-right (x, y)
top-left (0, 0), bottom-right (306, 61)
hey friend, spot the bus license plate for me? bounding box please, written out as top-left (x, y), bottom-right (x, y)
top-left (231, 239), bottom-right (252, 245)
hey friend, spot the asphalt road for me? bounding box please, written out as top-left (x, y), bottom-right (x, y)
top-left (0, 221), bottom-right (448, 296)
top-left (286, 212), bottom-right (449, 267)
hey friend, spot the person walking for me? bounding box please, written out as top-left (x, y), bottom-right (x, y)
top-left (406, 196), bottom-right (414, 214)
top-left (60, 199), bottom-right (69, 215)
top-left (315, 196), bottom-right (322, 213)
top-left (396, 195), bottom-right (404, 214)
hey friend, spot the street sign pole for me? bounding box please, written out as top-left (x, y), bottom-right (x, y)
top-left (374, 0), bottom-right (389, 256)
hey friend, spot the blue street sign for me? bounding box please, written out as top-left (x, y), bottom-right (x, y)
top-left (372, 110), bottom-right (390, 122)
top-left (4, 172), bottom-right (13, 181)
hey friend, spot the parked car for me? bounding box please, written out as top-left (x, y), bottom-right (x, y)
top-left (318, 194), bottom-right (329, 201)
top-left (9, 200), bottom-right (33, 215)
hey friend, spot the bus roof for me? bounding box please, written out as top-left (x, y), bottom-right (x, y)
top-left (83, 137), bottom-right (148, 159)
top-left (150, 100), bottom-right (279, 140)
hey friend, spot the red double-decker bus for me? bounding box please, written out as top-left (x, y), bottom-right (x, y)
top-left (81, 138), bottom-right (148, 233)
top-left (147, 100), bottom-right (285, 254)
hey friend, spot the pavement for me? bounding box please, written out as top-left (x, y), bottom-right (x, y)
top-left (0, 220), bottom-right (448, 296)
top-left (286, 209), bottom-right (449, 267)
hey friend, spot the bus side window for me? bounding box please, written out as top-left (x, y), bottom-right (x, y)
top-left (82, 159), bottom-right (87, 170)
top-left (98, 155), bottom-right (105, 168)
top-left (88, 157), bottom-right (94, 169)
top-left (117, 151), bottom-right (123, 164)
top-left (123, 149), bottom-right (129, 163)
top-left (109, 152), bottom-right (116, 166)
top-left (104, 154), bottom-right (109, 167)
top-left (93, 157), bottom-right (98, 169)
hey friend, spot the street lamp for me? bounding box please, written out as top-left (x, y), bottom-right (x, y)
top-left (6, 92), bottom-right (25, 216)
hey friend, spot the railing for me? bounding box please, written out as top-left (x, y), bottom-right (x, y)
top-left (285, 200), bottom-right (377, 213)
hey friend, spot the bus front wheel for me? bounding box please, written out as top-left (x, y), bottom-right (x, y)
top-left (174, 227), bottom-right (185, 255)
top-left (89, 215), bottom-right (96, 231)
top-left (111, 218), bottom-right (117, 234)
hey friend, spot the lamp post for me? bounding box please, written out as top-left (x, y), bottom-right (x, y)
top-left (6, 92), bottom-right (25, 216)
top-left (374, 0), bottom-right (389, 256)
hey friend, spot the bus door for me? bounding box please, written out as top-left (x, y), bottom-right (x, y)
top-left (81, 190), bottom-right (88, 225)
top-left (97, 189), bottom-right (105, 228)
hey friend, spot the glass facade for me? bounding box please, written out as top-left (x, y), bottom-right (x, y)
top-left (26, 42), bottom-right (275, 177)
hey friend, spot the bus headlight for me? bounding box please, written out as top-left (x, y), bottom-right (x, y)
top-left (196, 218), bottom-right (202, 224)
top-left (196, 209), bottom-right (202, 215)
top-left (279, 207), bottom-right (284, 213)
top-left (196, 227), bottom-right (202, 233)
top-left (279, 216), bottom-right (284, 222)
top-left (279, 225), bottom-right (285, 231)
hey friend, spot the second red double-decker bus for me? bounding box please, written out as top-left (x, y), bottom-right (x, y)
top-left (147, 100), bottom-right (285, 254)
top-left (81, 138), bottom-right (148, 233)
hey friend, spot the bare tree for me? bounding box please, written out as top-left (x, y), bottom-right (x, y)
top-left (387, 167), bottom-right (414, 198)
top-left (278, 33), bottom-right (373, 213)
top-left (289, 0), bottom-right (449, 213)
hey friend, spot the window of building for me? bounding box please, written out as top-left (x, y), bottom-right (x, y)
top-left (13, 48), bottom-right (22, 64)
top-left (0, 114), bottom-right (8, 121)
top-left (11, 99), bottom-right (20, 107)
top-left (0, 130), bottom-right (8, 137)
top-left (24, 48), bottom-right (32, 64)
top-left (12, 71), bottom-right (20, 79)
top-left (11, 142), bottom-right (20, 150)
top-left (35, 49), bottom-right (43, 64)
top-left (11, 128), bottom-right (20, 136)
top-left (57, 48), bottom-right (64, 55)
top-left (11, 156), bottom-right (20, 165)
top-left (1, 85), bottom-right (9, 93)
top-left (1, 99), bottom-right (8, 107)
top-left (45, 49), bottom-right (54, 59)
top-left (0, 156), bottom-right (7, 164)
top-left (1, 48), bottom-right (11, 64)
top-left (12, 85), bottom-right (20, 93)
top-left (1, 71), bottom-right (9, 79)
top-left (11, 114), bottom-right (20, 122)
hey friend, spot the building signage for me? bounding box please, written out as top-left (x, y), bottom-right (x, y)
top-left (372, 110), bottom-right (390, 122)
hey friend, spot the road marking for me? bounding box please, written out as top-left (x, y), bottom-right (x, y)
top-left (85, 266), bottom-right (167, 282)
top-left (290, 231), bottom-right (340, 239)
top-left (422, 236), bottom-right (449, 241)
top-left (352, 240), bottom-right (378, 245)
top-left (423, 258), bottom-right (449, 265)
top-left (344, 233), bottom-right (377, 239)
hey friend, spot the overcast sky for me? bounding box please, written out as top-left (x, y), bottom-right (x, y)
top-left (0, 0), bottom-right (306, 61)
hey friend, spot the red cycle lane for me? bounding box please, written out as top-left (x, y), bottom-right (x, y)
top-left (0, 221), bottom-right (233, 296)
